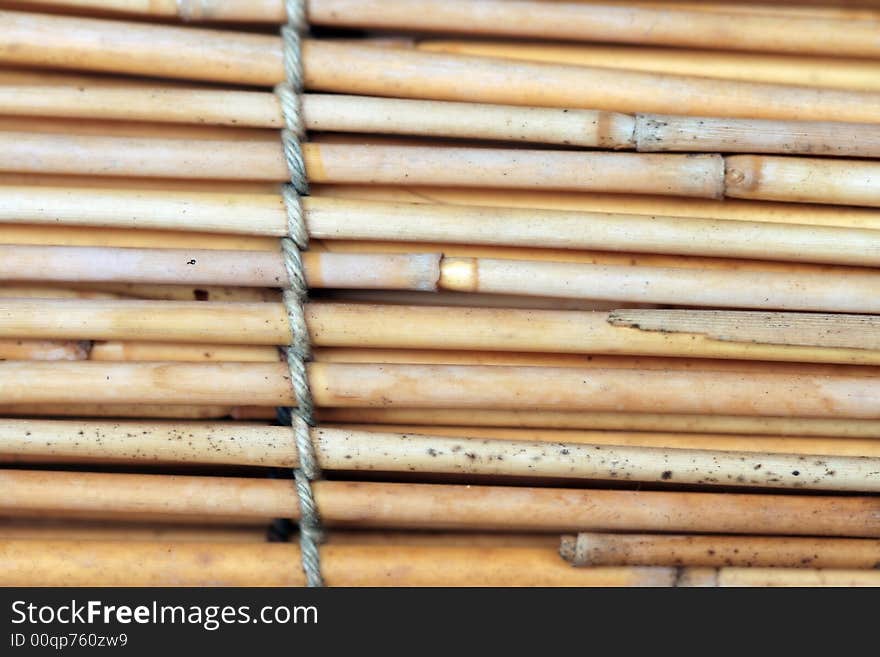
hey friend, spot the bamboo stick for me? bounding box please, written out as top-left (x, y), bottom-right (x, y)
top-left (324, 531), bottom-right (559, 548)
top-left (0, 338), bottom-right (87, 360)
top-left (0, 132), bottom-right (726, 197)
top-left (419, 40), bottom-right (880, 93)
top-left (3, 471), bottom-right (878, 536)
top-left (332, 424), bottom-right (880, 458)
top-left (0, 246), bottom-right (442, 290)
top-left (0, 540), bottom-right (675, 587)
top-left (27, 0), bottom-right (880, 59)
top-left (0, 518), bottom-right (268, 543)
top-left (10, 191), bottom-right (880, 268)
top-left (317, 408), bottom-right (880, 439)
top-left (89, 341), bottom-right (279, 363)
top-left (2, 361), bottom-right (880, 418)
top-left (3, 14), bottom-right (880, 123)
top-left (560, 532), bottom-right (880, 569)
top-left (4, 420), bottom-right (877, 491)
top-left (316, 184), bottom-right (880, 231)
top-left (0, 403), bottom-right (236, 419)
top-left (3, 300), bottom-right (879, 366)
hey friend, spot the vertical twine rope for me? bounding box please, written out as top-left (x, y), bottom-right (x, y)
top-left (276, 0), bottom-right (325, 588)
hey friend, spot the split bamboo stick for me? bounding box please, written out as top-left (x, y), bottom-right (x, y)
top-left (316, 408), bottom-right (880, 439)
top-left (3, 14), bottom-right (880, 123)
top-left (0, 246), bottom-right (442, 291)
top-left (2, 361), bottom-right (880, 418)
top-left (3, 300), bottom-right (879, 366)
top-left (3, 420), bottom-right (877, 491)
top-left (560, 532), bottom-right (880, 569)
top-left (10, 191), bottom-right (880, 269)
top-left (23, 0), bottom-right (880, 59)
top-left (3, 470), bottom-right (878, 537)
top-left (0, 540), bottom-right (675, 587)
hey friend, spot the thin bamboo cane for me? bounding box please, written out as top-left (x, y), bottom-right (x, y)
top-left (3, 14), bottom-right (880, 122)
top-left (0, 338), bottom-right (87, 360)
top-left (0, 403), bottom-right (237, 419)
top-left (3, 471), bottom-right (878, 536)
top-left (4, 420), bottom-right (877, 491)
top-left (332, 424), bottom-right (880, 458)
top-left (1, 361), bottom-right (879, 418)
top-left (0, 132), bottom-right (726, 197)
top-left (0, 518), bottom-right (268, 543)
top-left (325, 531), bottom-right (559, 548)
top-left (316, 184), bottom-right (880, 231)
top-left (0, 540), bottom-right (675, 587)
top-left (9, 191), bottom-right (880, 268)
top-left (316, 408), bottom-right (880, 439)
top-left (0, 246), bottom-right (442, 290)
top-left (3, 300), bottom-right (878, 366)
top-left (24, 0), bottom-right (880, 59)
top-left (560, 532), bottom-right (880, 569)
top-left (419, 40), bottom-right (880, 93)
top-left (89, 341), bottom-right (279, 363)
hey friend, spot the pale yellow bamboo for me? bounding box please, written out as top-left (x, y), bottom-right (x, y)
top-left (0, 403), bottom-right (236, 419)
top-left (419, 41), bottom-right (880, 93)
top-left (3, 471), bottom-right (878, 537)
top-left (315, 184), bottom-right (880, 231)
top-left (0, 338), bottom-right (87, 360)
top-left (0, 245), bottom-right (442, 291)
top-left (0, 131), bottom-right (725, 197)
top-left (10, 191), bottom-right (880, 268)
top-left (5, 420), bottom-right (878, 491)
top-left (0, 539), bottom-right (674, 587)
top-left (561, 532), bottom-right (880, 569)
top-left (3, 300), bottom-right (878, 366)
top-left (333, 424), bottom-right (880, 458)
top-left (2, 361), bottom-right (880, 418)
top-left (89, 341), bottom-right (279, 363)
top-left (325, 531), bottom-right (559, 548)
top-left (726, 155), bottom-right (880, 207)
top-left (317, 408), bottom-right (880, 439)
top-left (439, 257), bottom-right (880, 312)
top-left (690, 568), bottom-right (880, 587)
top-left (2, 14), bottom-right (880, 122)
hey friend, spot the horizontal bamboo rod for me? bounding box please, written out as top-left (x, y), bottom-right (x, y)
top-left (0, 338), bottom-right (87, 360)
top-left (333, 424), bottom-right (880, 458)
top-left (0, 403), bottom-right (238, 419)
top-left (5, 87), bottom-right (880, 157)
top-left (9, 246), bottom-right (880, 308)
top-left (0, 245), bottom-right (441, 290)
top-left (4, 420), bottom-right (877, 491)
top-left (7, 190), bottom-right (880, 267)
top-left (3, 470), bottom-right (878, 536)
top-left (2, 300), bottom-right (878, 365)
top-left (560, 532), bottom-right (880, 569)
top-left (418, 40), bottom-right (880, 93)
top-left (1, 361), bottom-right (880, 417)
top-left (317, 408), bottom-right (880, 439)
top-left (678, 567), bottom-right (880, 587)
top-left (25, 0), bottom-right (880, 59)
top-left (0, 540), bottom-right (673, 587)
top-left (0, 132), bottom-right (726, 197)
top-left (0, 518), bottom-right (268, 543)
top-left (2, 14), bottom-right (880, 122)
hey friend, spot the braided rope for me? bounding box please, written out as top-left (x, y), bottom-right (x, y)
top-left (276, 0), bottom-right (324, 588)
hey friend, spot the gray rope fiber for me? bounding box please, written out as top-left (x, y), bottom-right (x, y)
top-left (277, 0), bottom-right (325, 588)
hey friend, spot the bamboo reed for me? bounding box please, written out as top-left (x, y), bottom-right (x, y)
top-left (2, 361), bottom-right (880, 418)
top-left (89, 341), bottom-right (279, 363)
top-left (0, 403), bottom-right (237, 419)
top-left (0, 540), bottom-right (675, 587)
top-left (0, 246), bottom-right (442, 290)
top-left (4, 420), bottom-right (877, 491)
top-left (26, 0), bottom-right (880, 59)
top-left (3, 300), bottom-right (878, 366)
top-left (0, 518), bottom-right (268, 543)
top-left (680, 568), bottom-right (880, 587)
top-left (3, 471), bottom-right (878, 536)
top-left (560, 532), bottom-right (880, 569)
top-left (10, 191), bottom-right (880, 268)
top-left (316, 408), bottom-right (880, 439)
top-left (0, 338), bottom-right (87, 360)
top-left (3, 14), bottom-right (880, 123)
